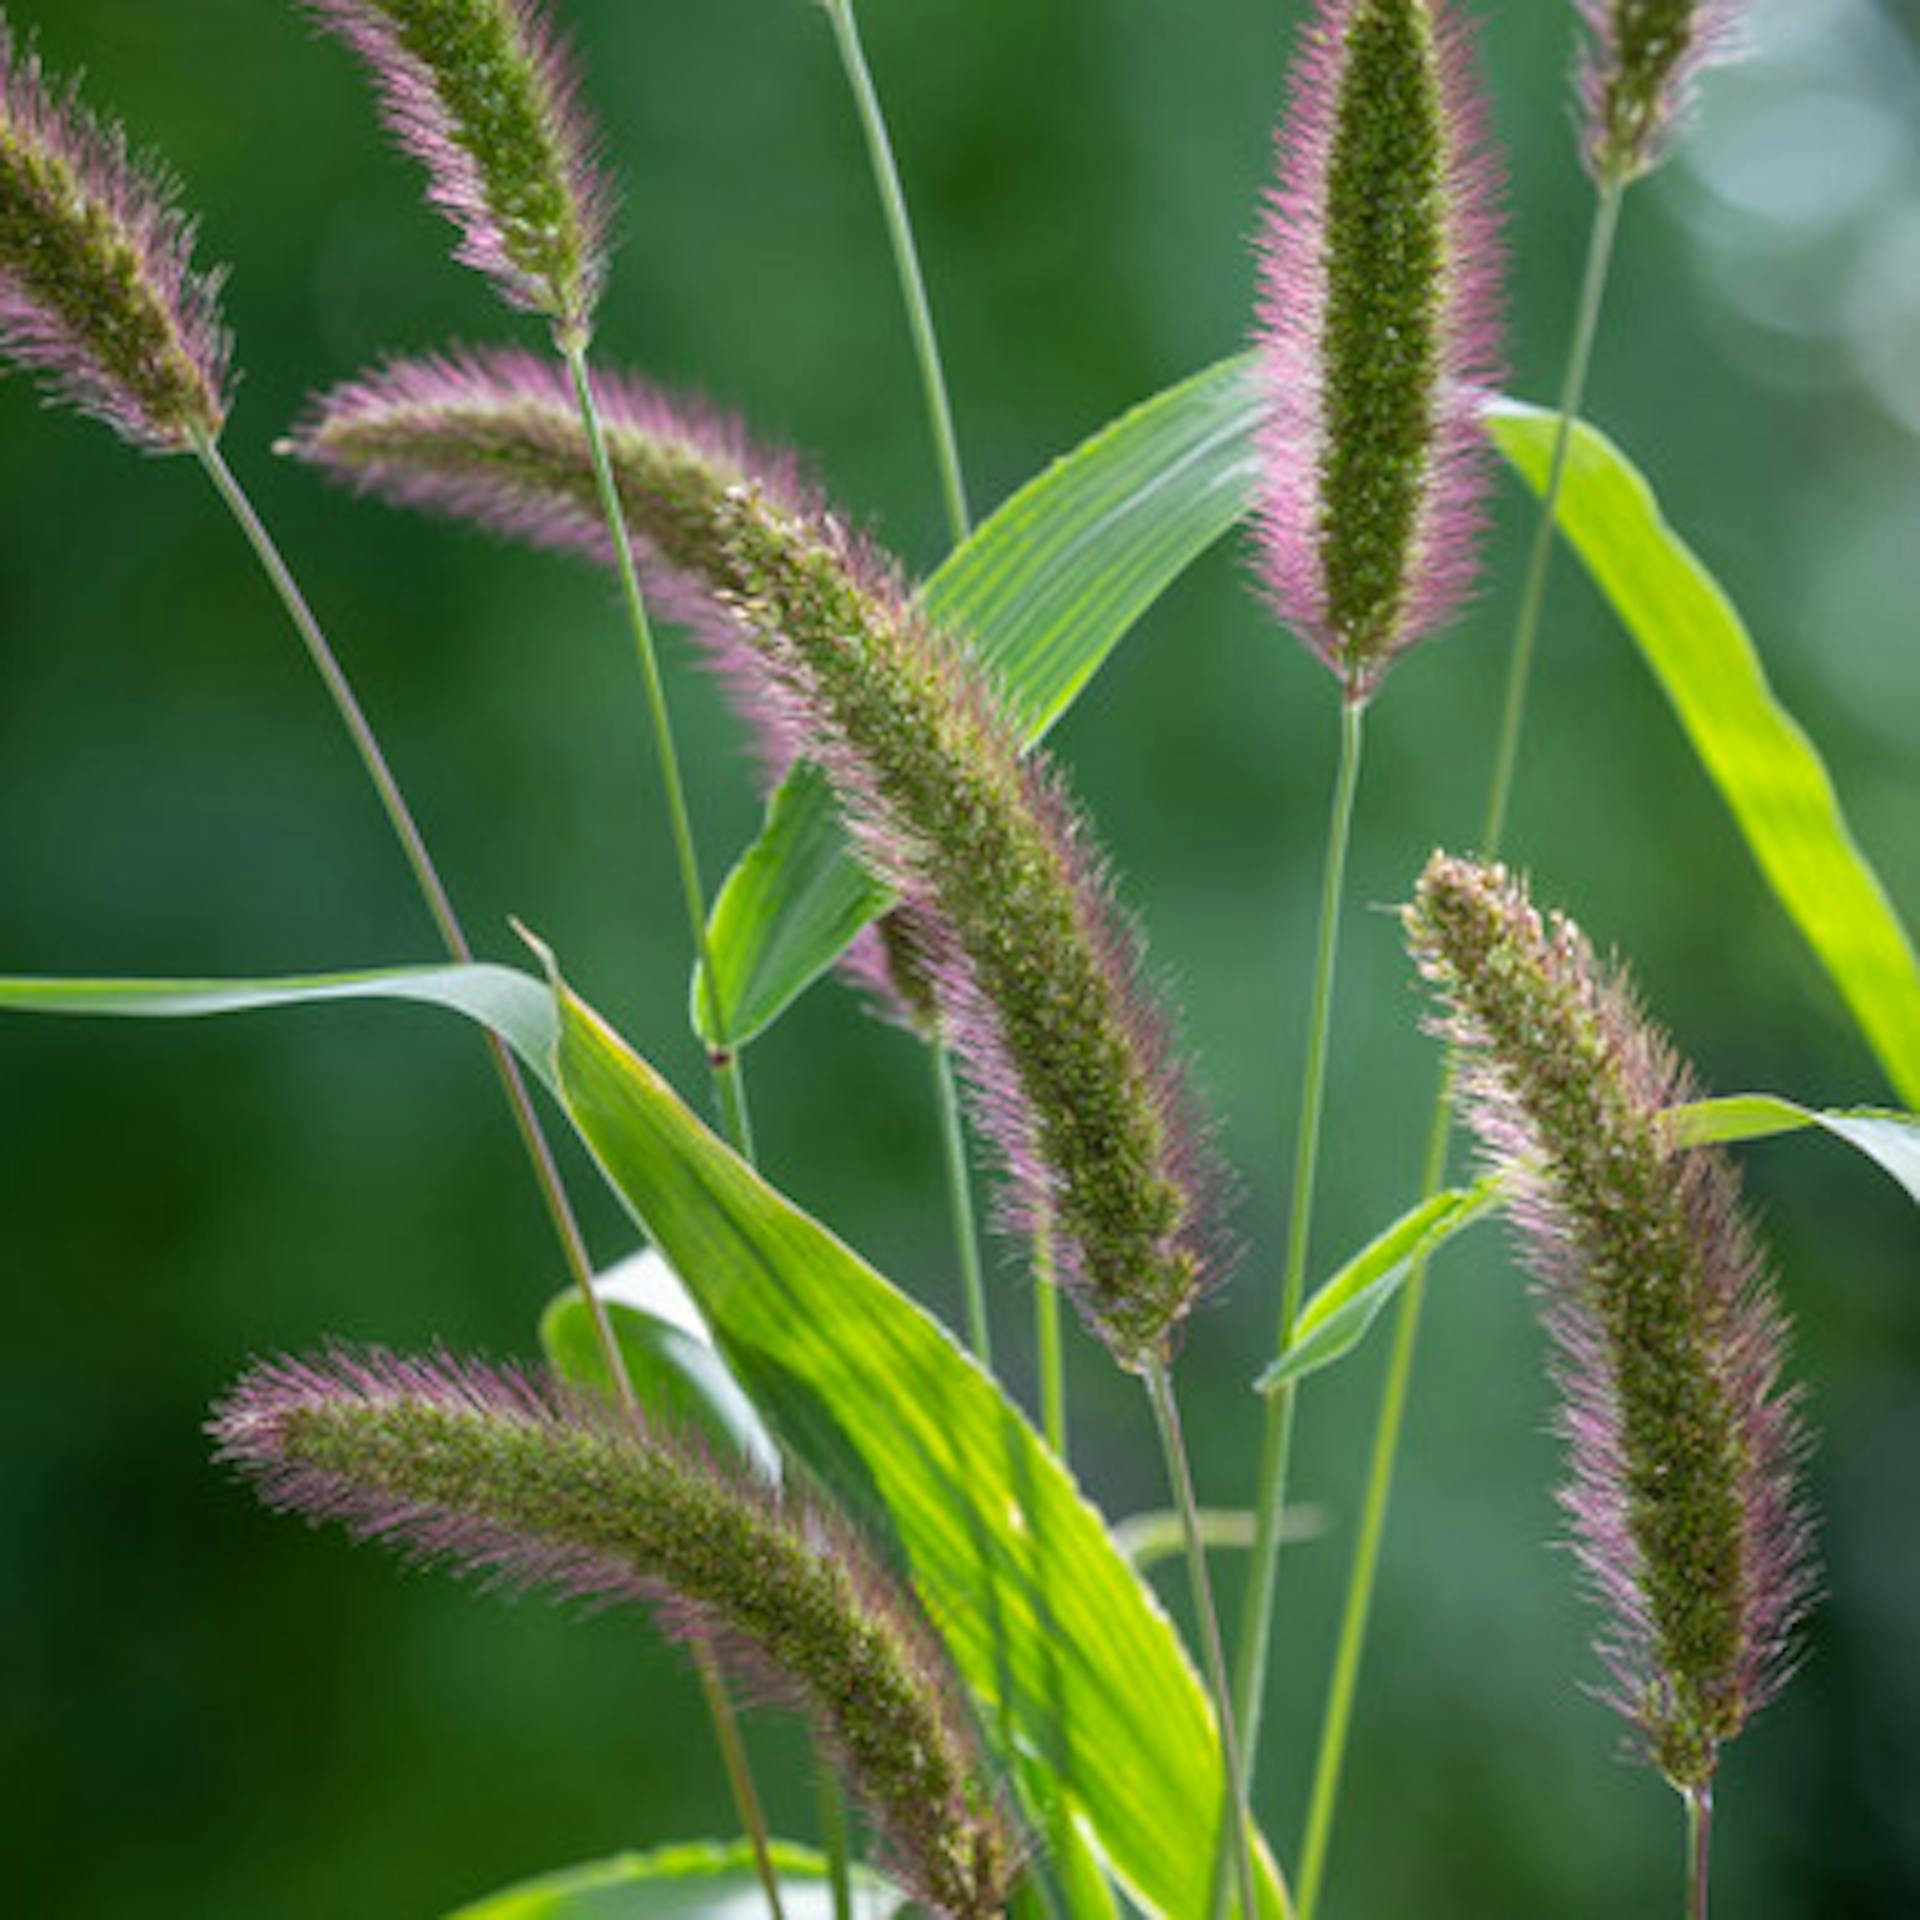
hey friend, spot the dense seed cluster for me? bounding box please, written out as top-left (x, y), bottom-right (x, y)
top-left (1577, 0), bottom-right (1739, 183)
top-left (211, 1346), bottom-right (1016, 1917)
top-left (1406, 855), bottom-right (1813, 1789)
top-left (305, 0), bottom-right (609, 337)
top-left (1254, 0), bottom-right (1503, 695)
top-left (0, 14), bottom-right (231, 451)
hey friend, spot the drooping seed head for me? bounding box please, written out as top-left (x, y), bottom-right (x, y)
top-left (211, 1345), bottom-right (1016, 1918)
top-left (1405, 854), bottom-right (1813, 1790)
top-left (304, 0), bottom-right (610, 340)
top-left (712, 487), bottom-right (1230, 1372)
top-left (0, 15), bottom-right (232, 452)
top-left (1254, 0), bottom-right (1504, 697)
top-left (1577, 0), bottom-right (1741, 184)
top-left (284, 348), bottom-right (814, 777)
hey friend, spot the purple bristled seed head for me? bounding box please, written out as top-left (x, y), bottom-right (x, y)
top-left (211, 1344), bottom-right (1017, 1919)
top-left (304, 0), bottom-right (610, 342)
top-left (1254, 0), bottom-right (1504, 699)
top-left (1577, 0), bottom-right (1742, 184)
top-left (1405, 854), bottom-right (1814, 1792)
top-left (283, 347), bottom-right (815, 779)
top-left (0, 14), bottom-right (232, 452)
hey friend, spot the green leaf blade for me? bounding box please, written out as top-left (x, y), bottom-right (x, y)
top-left (1486, 400), bottom-right (1920, 1108)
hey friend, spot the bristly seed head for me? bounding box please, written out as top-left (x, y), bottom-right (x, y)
top-left (1254, 0), bottom-right (1504, 698)
top-left (710, 487), bottom-right (1231, 1372)
top-left (211, 1345), bottom-right (1017, 1918)
top-left (304, 0), bottom-right (610, 341)
top-left (285, 350), bottom-right (1233, 1351)
top-left (0, 13), bottom-right (232, 452)
top-left (283, 348), bottom-right (815, 779)
top-left (1405, 854), bottom-right (1814, 1791)
top-left (1577, 0), bottom-right (1741, 184)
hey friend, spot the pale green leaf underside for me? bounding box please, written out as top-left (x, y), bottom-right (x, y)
top-left (701, 358), bottom-right (1920, 1115)
top-left (1485, 400), bottom-right (1920, 1108)
top-left (444, 1840), bottom-right (898, 1920)
top-left (1260, 1096), bottom-right (1920, 1393)
top-left (0, 961), bottom-right (1282, 1920)
top-left (696, 356), bottom-right (1263, 1046)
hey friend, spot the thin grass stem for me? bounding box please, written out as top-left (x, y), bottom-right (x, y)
top-left (1034, 1219), bottom-right (1066, 1458)
top-left (198, 426), bottom-right (783, 1920)
top-left (1291, 179), bottom-right (1627, 1920)
top-left (1146, 1356), bottom-right (1260, 1920)
top-left (930, 1038), bottom-right (992, 1366)
top-left (820, 0), bottom-right (969, 548)
top-left (560, 340), bottom-right (756, 1156)
top-left (816, 1758), bottom-right (852, 1920)
top-left (1686, 1782), bottom-right (1713, 1920)
top-left (1229, 693), bottom-right (1367, 1796)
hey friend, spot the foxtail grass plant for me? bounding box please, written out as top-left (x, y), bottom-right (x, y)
top-left (1406, 855), bottom-right (1813, 1918)
top-left (1300, 8), bottom-right (1752, 1909)
top-left (4, 6), bottom-right (1888, 1917)
top-left (1229, 2), bottom-right (1504, 1882)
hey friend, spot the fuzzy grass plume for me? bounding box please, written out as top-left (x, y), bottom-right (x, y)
top-left (711, 489), bottom-right (1228, 1371)
top-left (286, 350), bottom-right (1228, 1360)
top-left (1578, 0), bottom-right (1740, 183)
top-left (0, 14), bottom-right (231, 451)
top-left (283, 348), bottom-right (815, 776)
top-left (1405, 854), bottom-right (1812, 1791)
top-left (304, 0), bottom-right (609, 339)
top-left (1254, 0), bottom-right (1503, 697)
top-left (211, 1345), bottom-right (1015, 1918)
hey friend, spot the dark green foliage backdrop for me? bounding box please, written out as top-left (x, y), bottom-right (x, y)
top-left (1, 0), bottom-right (1915, 1914)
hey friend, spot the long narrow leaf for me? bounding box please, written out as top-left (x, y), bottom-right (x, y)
top-left (1486, 401), bottom-right (1920, 1107)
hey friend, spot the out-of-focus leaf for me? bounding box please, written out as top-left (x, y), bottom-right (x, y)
top-left (1487, 401), bottom-right (1920, 1109)
top-left (696, 356), bottom-right (1263, 1047)
top-left (443, 1840), bottom-right (900, 1920)
top-left (544, 964), bottom-right (1289, 1920)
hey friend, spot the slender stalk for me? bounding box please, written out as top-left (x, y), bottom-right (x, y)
top-left (190, 430), bottom-right (629, 1399)
top-left (1034, 1219), bottom-right (1066, 1458)
top-left (1146, 1357), bottom-right (1260, 1920)
top-left (817, 1761), bottom-right (853, 1920)
top-left (696, 1651), bottom-right (786, 1920)
top-left (195, 430), bottom-right (784, 1919)
top-left (1230, 694), bottom-right (1367, 1783)
top-left (1479, 175), bottom-right (1624, 856)
top-left (1291, 179), bottom-right (1628, 1920)
top-left (819, 0), bottom-right (970, 547)
top-left (1686, 1782), bottom-right (1713, 1920)
top-left (931, 1038), bottom-right (992, 1366)
top-left (560, 340), bottom-right (755, 1155)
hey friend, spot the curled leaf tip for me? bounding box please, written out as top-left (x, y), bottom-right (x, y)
top-left (211, 1344), bottom-right (1017, 1918)
top-left (0, 12), bottom-right (233, 451)
top-left (306, 0), bottom-right (611, 336)
top-left (1406, 853), bottom-right (1815, 1790)
top-left (1254, 0), bottom-right (1505, 696)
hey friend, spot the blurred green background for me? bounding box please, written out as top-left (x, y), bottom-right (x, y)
top-left (2, 0), bottom-right (1916, 1913)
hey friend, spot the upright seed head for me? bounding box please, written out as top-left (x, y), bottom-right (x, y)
top-left (303, 0), bottom-right (610, 341)
top-left (0, 14), bottom-right (232, 452)
top-left (1254, 0), bottom-right (1504, 697)
top-left (1577, 0), bottom-right (1741, 184)
top-left (211, 1346), bottom-right (1016, 1918)
top-left (1405, 854), bottom-right (1814, 1791)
